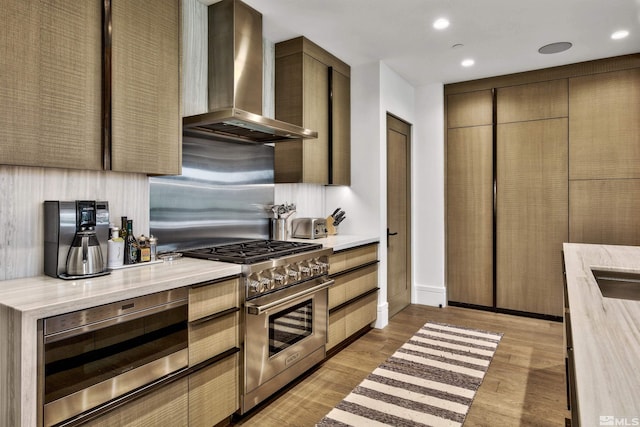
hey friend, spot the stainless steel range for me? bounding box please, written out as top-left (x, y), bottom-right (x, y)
top-left (182, 240), bottom-right (333, 414)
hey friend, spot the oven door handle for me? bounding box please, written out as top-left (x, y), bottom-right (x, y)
top-left (245, 279), bottom-right (334, 315)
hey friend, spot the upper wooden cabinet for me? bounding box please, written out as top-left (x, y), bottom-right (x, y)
top-left (447, 90), bottom-right (493, 128)
top-left (0, 0), bottom-right (181, 175)
top-left (275, 37), bottom-right (350, 185)
top-left (497, 79), bottom-right (568, 123)
top-left (110, 0), bottom-right (182, 175)
top-left (569, 68), bottom-right (640, 180)
top-left (0, 0), bottom-right (103, 170)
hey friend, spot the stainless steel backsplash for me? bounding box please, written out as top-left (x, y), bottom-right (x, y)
top-left (150, 132), bottom-right (274, 252)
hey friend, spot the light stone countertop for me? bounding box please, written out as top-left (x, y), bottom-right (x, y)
top-left (288, 234), bottom-right (379, 252)
top-left (562, 243), bottom-right (640, 426)
top-left (0, 257), bottom-right (242, 318)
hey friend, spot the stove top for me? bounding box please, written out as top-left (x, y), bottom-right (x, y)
top-left (181, 240), bottom-right (323, 264)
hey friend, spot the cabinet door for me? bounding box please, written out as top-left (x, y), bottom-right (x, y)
top-left (111, 0), bottom-right (181, 175)
top-left (569, 179), bottom-right (640, 245)
top-left (497, 79), bottom-right (568, 123)
top-left (496, 118), bottom-right (568, 317)
top-left (446, 125), bottom-right (494, 307)
top-left (330, 68), bottom-right (350, 185)
top-left (85, 378), bottom-right (188, 427)
top-left (569, 68), bottom-right (640, 180)
top-left (189, 353), bottom-right (239, 427)
top-left (0, 0), bottom-right (102, 170)
top-left (447, 90), bottom-right (493, 128)
top-left (274, 52), bottom-right (329, 183)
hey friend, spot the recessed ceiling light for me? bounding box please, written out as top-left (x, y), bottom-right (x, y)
top-left (538, 42), bottom-right (572, 54)
top-left (611, 30), bottom-right (629, 40)
top-left (433, 18), bottom-right (450, 30)
top-left (461, 59), bottom-right (475, 67)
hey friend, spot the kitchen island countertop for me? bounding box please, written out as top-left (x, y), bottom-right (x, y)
top-left (562, 243), bottom-right (640, 426)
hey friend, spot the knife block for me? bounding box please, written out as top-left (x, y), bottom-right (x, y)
top-left (326, 216), bottom-right (338, 235)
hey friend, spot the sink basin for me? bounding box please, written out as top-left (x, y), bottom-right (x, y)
top-left (591, 269), bottom-right (640, 301)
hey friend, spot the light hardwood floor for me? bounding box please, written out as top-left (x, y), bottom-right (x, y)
top-left (232, 305), bottom-right (569, 426)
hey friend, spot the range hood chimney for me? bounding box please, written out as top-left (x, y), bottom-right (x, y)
top-left (183, 0), bottom-right (317, 143)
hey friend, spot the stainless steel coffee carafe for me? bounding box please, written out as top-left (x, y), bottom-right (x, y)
top-left (44, 200), bottom-right (110, 279)
top-left (66, 230), bottom-right (105, 276)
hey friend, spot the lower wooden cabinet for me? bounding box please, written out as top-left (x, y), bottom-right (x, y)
top-left (327, 243), bottom-right (379, 351)
top-left (84, 353), bottom-right (240, 427)
top-left (328, 291), bottom-right (378, 351)
top-left (85, 378), bottom-right (189, 427)
top-left (188, 353), bottom-right (239, 427)
top-left (189, 311), bottom-right (240, 366)
top-left (187, 277), bottom-right (241, 425)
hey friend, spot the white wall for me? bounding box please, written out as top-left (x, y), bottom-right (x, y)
top-left (413, 84), bottom-right (446, 307)
top-left (326, 62), bottom-right (447, 328)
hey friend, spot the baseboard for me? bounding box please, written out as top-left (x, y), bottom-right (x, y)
top-left (413, 284), bottom-right (446, 307)
top-left (374, 301), bottom-right (389, 329)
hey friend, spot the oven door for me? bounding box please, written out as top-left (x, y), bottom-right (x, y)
top-left (244, 277), bottom-right (332, 405)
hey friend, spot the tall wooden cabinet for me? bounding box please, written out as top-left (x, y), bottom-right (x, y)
top-left (274, 37), bottom-right (350, 185)
top-left (0, 0), bottom-right (181, 175)
top-left (445, 54), bottom-right (640, 318)
top-left (446, 91), bottom-right (494, 307)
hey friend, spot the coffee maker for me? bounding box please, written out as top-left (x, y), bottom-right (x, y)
top-left (44, 201), bottom-right (110, 279)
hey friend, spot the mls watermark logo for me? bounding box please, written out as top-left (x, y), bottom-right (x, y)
top-left (600, 416), bottom-right (640, 426)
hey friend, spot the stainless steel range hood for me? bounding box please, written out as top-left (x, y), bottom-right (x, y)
top-left (183, 0), bottom-right (317, 143)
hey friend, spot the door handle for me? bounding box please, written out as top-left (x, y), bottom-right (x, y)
top-left (387, 228), bottom-right (398, 247)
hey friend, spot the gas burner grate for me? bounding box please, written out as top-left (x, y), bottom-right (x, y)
top-left (181, 240), bottom-right (323, 264)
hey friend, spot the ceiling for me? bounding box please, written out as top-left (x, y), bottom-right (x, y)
top-left (229, 0), bottom-right (639, 86)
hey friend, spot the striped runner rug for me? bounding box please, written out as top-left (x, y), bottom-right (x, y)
top-left (316, 321), bottom-right (503, 427)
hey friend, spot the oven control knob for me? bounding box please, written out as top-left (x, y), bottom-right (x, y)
top-left (259, 278), bottom-right (271, 292)
top-left (310, 263), bottom-right (321, 274)
top-left (300, 266), bottom-right (311, 277)
top-left (249, 280), bottom-right (261, 293)
top-left (274, 274), bottom-right (285, 286)
top-left (288, 270), bottom-right (299, 280)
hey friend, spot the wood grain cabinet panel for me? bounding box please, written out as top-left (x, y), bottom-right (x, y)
top-left (328, 263), bottom-right (377, 310)
top-left (111, 0), bottom-right (181, 175)
top-left (497, 79), bottom-right (568, 123)
top-left (85, 377), bottom-right (188, 427)
top-left (447, 90), bottom-right (493, 128)
top-left (569, 68), bottom-right (640, 180)
top-left (188, 353), bottom-right (239, 427)
top-left (327, 307), bottom-right (346, 351)
top-left (446, 125), bottom-right (494, 307)
top-left (188, 311), bottom-right (239, 366)
top-left (274, 53), bottom-right (329, 184)
top-left (569, 179), bottom-right (640, 246)
top-left (496, 118), bottom-right (568, 317)
top-left (329, 244), bottom-right (378, 276)
top-left (327, 244), bottom-right (378, 351)
top-left (331, 68), bottom-right (351, 185)
top-left (188, 277), bottom-right (240, 322)
top-left (345, 291), bottom-right (378, 337)
top-left (0, 0), bottom-right (102, 170)
top-left (275, 36), bottom-right (350, 184)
